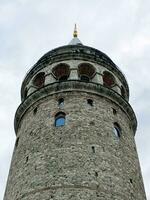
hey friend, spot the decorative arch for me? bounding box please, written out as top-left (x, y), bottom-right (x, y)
top-left (52, 63), bottom-right (70, 81)
top-left (33, 72), bottom-right (45, 88)
top-left (78, 63), bottom-right (95, 82)
top-left (103, 71), bottom-right (115, 87)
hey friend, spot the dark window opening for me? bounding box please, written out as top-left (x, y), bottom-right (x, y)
top-left (78, 63), bottom-right (95, 82)
top-left (112, 108), bottom-right (117, 115)
top-left (80, 75), bottom-right (90, 82)
top-left (103, 71), bottom-right (115, 87)
top-left (92, 146), bottom-right (95, 153)
top-left (24, 88), bottom-right (28, 99)
top-left (33, 72), bottom-right (45, 88)
top-left (87, 99), bottom-right (93, 106)
top-left (58, 98), bottom-right (64, 107)
top-left (59, 75), bottom-right (68, 81)
top-left (33, 107), bottom-right (37, 115)
top-left (95, 171), bottom-right (98, 177)
top-left (113, 122), bottom-right (121, 138)
top-left (55, 112), bottom-right (66, 127)
top-left (90, 121), bottom-right (95, 125)
top-left (26, 156), bottom-right (29, 163)
top-left (130, 179), bottom-right (133, 184)
top-left (52, 63), bottom-right (70, 81)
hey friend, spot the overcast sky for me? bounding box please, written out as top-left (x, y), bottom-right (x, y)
top-left (0, 0), bottom-right (150, 199)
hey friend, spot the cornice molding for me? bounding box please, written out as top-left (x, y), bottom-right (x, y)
top-left (15, 81), bottom-right (136, 134)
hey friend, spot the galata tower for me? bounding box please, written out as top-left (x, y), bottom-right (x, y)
top-left (4, 26), bottom-right (147, 200)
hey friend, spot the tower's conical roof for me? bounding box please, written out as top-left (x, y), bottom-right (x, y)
top-left (69, 24), bottom-right (83, 45)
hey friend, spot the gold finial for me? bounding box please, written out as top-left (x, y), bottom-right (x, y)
top-left (73, 24), bottom-right (78, 37)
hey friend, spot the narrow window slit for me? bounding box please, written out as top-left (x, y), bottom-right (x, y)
top-left (26, 156), bottom-right (29, 163)
top-left (130, 179), bottom-right (133, 184)
top-left (92, 146), bottom-right (95, 153)
top-left (112, 108), bottom-right (117, 115)
top-left (33, 107), bottom-right (37, 115)
top-left (58, 98), bottom-right (64, 107)
top-left (95, 171), bottom-right (98, 177)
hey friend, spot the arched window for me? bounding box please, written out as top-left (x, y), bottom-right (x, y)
top-left (78, 63), bottom-right (95, 82)
top-left (52, 63), bottom-right (70, 81)
top-left (58, 98), bottom-right (64, 107)
top-left (103, 71), bottom-right (115, 87)
top-left (33, 72), bottom-right (45, 88)
top-left (55, 112), bottom-right (66, 127)
top-left (113, 122), bottom-right (121, 138)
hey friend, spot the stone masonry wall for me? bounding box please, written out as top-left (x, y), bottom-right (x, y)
top-left (4, 91), bottom-right (146, 200)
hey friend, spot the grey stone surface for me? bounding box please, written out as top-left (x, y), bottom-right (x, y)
top-left (4, 91), bottom-right (146, 199)
top-left (21, 45), bottom-right (129, 101)
top-left (3, 43), bottom-right (147, 199)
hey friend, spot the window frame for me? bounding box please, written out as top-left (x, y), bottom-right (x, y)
top-left (113, 122), bottom-right (121, 138)
top-left (55, 112), bottom-right (66, 127)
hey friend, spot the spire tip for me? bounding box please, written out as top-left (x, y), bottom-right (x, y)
top-left (73, 24), bottom-right (78, 38)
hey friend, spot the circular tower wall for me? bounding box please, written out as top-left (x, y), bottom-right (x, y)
top-left (3, 44), bottom-right (147, 200)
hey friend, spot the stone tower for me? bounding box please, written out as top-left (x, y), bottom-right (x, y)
top-left (4, 27), bottom-right (147, 200)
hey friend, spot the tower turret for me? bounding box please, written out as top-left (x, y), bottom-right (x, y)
top-left (4, 30), bottom-right (146, 200)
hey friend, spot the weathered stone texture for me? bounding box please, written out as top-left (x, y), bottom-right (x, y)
top-left (4, 91), bottom-right (146, 200)
top-left (21, 45), bottom-right (130, 101)
top-left (3, 42), bottom-right (147, 200)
